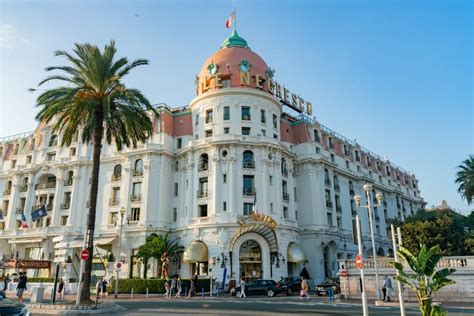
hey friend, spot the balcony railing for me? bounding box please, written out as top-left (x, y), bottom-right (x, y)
top-left (282, 192), bottom-right (289, 202)
top-left (334, 184), bottom-right (340, 192)
top-left (243, 188), bottom-right (256, 196)
top-left (375, 215), bottom-right (380, 221)
top-left (326, 201), bottom-right (333, 209)
top-left (397, 203), bottom-right (401, 209)
top-left (35, 182), bottom-right (56, 190)
top-left (351, 210), bottom-right (357, 216)
top-left (243, 161), bottom-right (255, 169)
top-left (197, 190), bottom-right (208, 198)
top-left (109, 198), bottom-right (120, 206)
top-left (60, 202), bottom-right (70, 209)
top-left (324, 178), bottom-right (331, 186)
top-left (198, 163), bottom-right (208, 172)
top-left (336, 206), bottom-right (342, 213)
top-left (281, 168), bottom-right (288, 176)
top-left (64, 178), bottom-right (73, 186)
top-left (132, 170), bottom-right (143, 177)
top-left (3, 189), bottom-right (11, 195)
top-left (130, 194), bottom-right (142, 202)
top-left (349, 189), bottom-right (355, 195)
top-left (111, 174), bottom-right (122, 181)
top-left (16, 208), bottom-right (24, 214)
top-left (31, 204), bottom-right (53, 212)
top-left (19, 185), bottom-right (28, 192)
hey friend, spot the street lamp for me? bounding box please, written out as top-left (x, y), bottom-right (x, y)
top-left (215, 253), bottom-right (228, 268)
top-left (114, 207), bottom-right (126, 299)
top-left (353, 182), bottom-right (384, 301)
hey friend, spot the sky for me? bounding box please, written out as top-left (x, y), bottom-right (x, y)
top-left (0, 0), bottom-right (472, 214)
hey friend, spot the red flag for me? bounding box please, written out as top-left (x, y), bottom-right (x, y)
top-left (226, 10), bottom-right (236, 29)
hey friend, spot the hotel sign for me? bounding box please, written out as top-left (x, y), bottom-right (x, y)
top-left (238, 213), bottom-right (278, 230)
top-left (1, 259), bottom-right (52, 269)
top-left (199, 70), bottom-right (313, 116)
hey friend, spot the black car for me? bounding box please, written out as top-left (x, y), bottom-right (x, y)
top-left (230, 279), bottom-right (281, 297)
top-left (278, 277), bottom-right (312, 295)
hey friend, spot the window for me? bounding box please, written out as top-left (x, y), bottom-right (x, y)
top-left (243, 203), bottom-right (253, 215)
top-left (355, 150), bottom-right (360, 162)
top-left (177, 138), bottom-right (182, 149)
top-left (260, 109), bottom-right (266, 123)
top-left (69, 148), bottom-right (76, 156)
top-left (272, 114), bottom-right (278, 128)
top-left (132, 182), bottom-right (142, 196)
top-left (316, 147), bottom-right (320, 154)
top-left (223, 201), bottom-right (227, 211)
top-left (334, 175), bottom-right (340, 191)
top-left (110, 212), bottom-right (118, 225)
top-left (327, 212), bottom-right (333, 226)
top-left (325, 189), bottom-right (332, 208)
top-left (261, 129), bottom-right (266, 136)
top-left (223, 106), bottom-right (230, 120)
top-left (346, 160), bottom-right (350, 169)
top-left (199, 204), bottom-right (208, 217)
top-left (49, 135), bottom-right (58, 147)
top-left (294, 187), bottom-right (297, 201)
top-left (270, 202), bottom-right (274, 214)
top-left (281, 158), bottom-right (288, 175)
top-left (379, 175), bottom-right (382, 183)
top-left (269, 175), bottom-right (273, 185)
top-left (357, 165), bottom-right (361, 172)
top-left (335, 194), bottom-right (341, 212)
top-left (174, 161), bottom-right (179, 171)
top-left (283, 206), bottom-right (288, 218)
top-left (242, 127), bottom-right (250, 135)
top-left (199, 154), bottom-right (209, 171)
top-left (343, 144), bottom-right (349, 156)
top-left (198, 177), bottom-right (208, 197)
top-left (273, 133), bottom-right (278, 139)
top-left (131, 207), bottom-right (140, 222)
top-left (11, 160), bottom-right (17, 168)
top-left (61, 216), bottom-right (68, 226)
top-left (195, 114), bottom-right (199, 126)
top-left (367, 156), bottom-right (371, 167)
top-left (47, 152), bottom-right (55, 161)
top-left (223, 174), bottom-right (227, 183)
top-left (330, 153), bottom-right (335, 162)
top-left (26, 155), bottom-right (32, 164)
top-left (113, 164), bottom-right (122, 180)
top-left (205, 130), bottom-right (213, 138)
top-left (134, 159), bottom-right (143, 176)
top-left (173, 208), bottom-right (177, 222)
top-left (224, 127), bottom-right (230, 134)
top-left (243, 175), bottom-right (255, 195)
top-left (337, 216), bottom-right (342, 229)
top-left (314, 130), bottom-right (320, 142)
top-left (282, 180), bottom-right (288, 201)
top-left (241, 106), bottom-right (251, 120)
top-left (328, 137), bottom-right (334, 149)
top-left (324, 169), bottom-right (330, 185)
top-left (174, 183), bottom-right (178, 196)
top-left (243, 150), bottom-right (254, 168)
top-left (295, 210), bottom-right (298, 220)
top-left (205, 109), bottom-right (213, 123)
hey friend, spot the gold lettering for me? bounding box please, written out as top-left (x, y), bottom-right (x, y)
top-left (275, 82), bottom-right (282, 98)
top-left (292, 94), bottom-right (298, 107)
top-left (298, 97), bottom-right (305, 111)
top-left (240, 71), bottom-right (250, 86)
top-left (215, 73), bottom-right (223, 88)
top-left (255, 74), bottom-right (264, 89)
top-left (268, 79), bottom-right (275, 94)
top-left (202, 76), bottom-right (209, 92)
top-left (283, 87), bottom-right (289, 103)
top-left (307, 102), bottom-right (313, 115)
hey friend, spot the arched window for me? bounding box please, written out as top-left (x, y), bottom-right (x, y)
top-left (133, 159), bottom-right (143, 176)
top-left (281, 158), bottom-right (288, 175)
top-left (113, 164), bottom-right (122, 180)
top-left (199, 154), bottom-right (209, 171)
top-left (355, 150), bottom-right (360, 162)
top-left (242, 150), bottom-right (254, 169)
top-left (49, 135), bottom-right (58, 147)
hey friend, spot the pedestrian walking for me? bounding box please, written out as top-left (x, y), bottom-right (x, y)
top-left (187, 275), bottom-right (197, 299)
top-left (101, 278), bottom-right (108, 298)
top-left (176, 276), bottom-right (182, 297)
top-left (58, 278), bottom-right (65, 299)
top-left (16, 272), bottom-right (28, 304)
top-left (5, 274), bottom-right (10, 291)
top-left (239, 277), bottom-right (246, 298)
top-left (164, 279), bottom-right (171, 299)
top-left (96, 278), bottom-right (103, 298)
top-left (171, 276), bottom-right (177, 296)
top-left (300, 276), bottom-right (309, 299)
top-left (382, 275), bottom-right (394, 302)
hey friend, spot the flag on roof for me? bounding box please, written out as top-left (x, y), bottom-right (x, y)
top-left (21, 213), bottom-right (28, 229)
top-left (31, 205), bottom-right (47, 222)
top-left (226, 10), bottom-right (236, 29)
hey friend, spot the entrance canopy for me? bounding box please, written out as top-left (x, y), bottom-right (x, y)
top-left (230, 222), bottom-right (278, 253)
top-left (183, 240), bottom-right (208, 263)
top-left (287, 242), bottom-right (307, 263)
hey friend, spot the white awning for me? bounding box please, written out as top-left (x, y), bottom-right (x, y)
top-left (183, 240), bottom-right (208, 263)
top-left (52, 235), bottom-right (64, 243)
top-left (55, 236), bottom-right (116, 249)
top-left (94, 236), bottom-right (116, 248)
top-left (8, 238), bottom-right (43, 244)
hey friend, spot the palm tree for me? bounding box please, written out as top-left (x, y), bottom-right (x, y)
top-left (32, 41), bottom-right (156, 304)
top-left (137, 233), bottom-right (184, 278)
top-left (390, 245), bottom-right (456, 316)
top-left (455, 155), bottom-right (474, 205)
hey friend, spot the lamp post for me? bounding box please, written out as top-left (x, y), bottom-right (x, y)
top-left (114, 207), bottom-right (126, 299)
top-left (354, 183), bottom-right (384, 301)
top-left (215, 253), bottom-right (228, 268)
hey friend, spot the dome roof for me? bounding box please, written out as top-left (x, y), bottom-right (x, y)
top-left (196, 31), bottom-right (270, 96)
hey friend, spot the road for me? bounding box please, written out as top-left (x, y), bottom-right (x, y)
top-left (106, 296), bottom-right (474, 316)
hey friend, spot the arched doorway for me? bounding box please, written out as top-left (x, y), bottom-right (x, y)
top-left (323, 241), bottom-right (337, 278)
top-left (239, 240), bottom-right (262, 281)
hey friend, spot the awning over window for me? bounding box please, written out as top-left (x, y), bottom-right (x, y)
top-left (287, 242), bottom-right (307, 263)
top-left (183, 240), bottom-right (208, 263)
top-left (54, 236), bottom-right (116, 249)
top-left (8, 238), bottom-right (43, 244)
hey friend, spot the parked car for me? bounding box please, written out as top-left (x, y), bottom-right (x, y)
top-left (315, 279), bottom-right (340, 296)
top-left (0, 294), bottom-right (28, 315)
top-left (278, 277), bottom-right (313, 295)
top-left (230, 279), bottom-right (281, 297)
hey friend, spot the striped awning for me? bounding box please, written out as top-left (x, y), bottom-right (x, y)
top-left (287, 242), bottom-right (307, 263)
top-left (183, 240), bottom-right (208, 263)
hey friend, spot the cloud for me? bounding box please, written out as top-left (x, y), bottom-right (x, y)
top-left (0, 24), bottom-right (31, 49)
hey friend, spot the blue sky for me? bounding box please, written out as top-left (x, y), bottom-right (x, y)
top-left (0, 0), bottom-right (472, 213)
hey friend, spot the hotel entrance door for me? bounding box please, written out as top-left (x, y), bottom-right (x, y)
top-left (239, 240), bottom-right (262, 281)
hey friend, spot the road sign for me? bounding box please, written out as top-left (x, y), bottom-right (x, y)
top-left (80, 249), bottom-right (89, 261)
top-left (355, 255), bottom-right (363, 269)
top-left (116, 262), bottom-right (122, 269)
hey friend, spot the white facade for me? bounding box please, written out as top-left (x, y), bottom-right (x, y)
top-left (0, 33), bottom-right (425, 285)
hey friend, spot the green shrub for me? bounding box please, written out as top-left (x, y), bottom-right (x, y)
top-left (107, 278), bottom-right (210, 294)
top-left (27, 277), bottom-right (55, 283)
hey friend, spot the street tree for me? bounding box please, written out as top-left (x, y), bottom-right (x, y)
top-left (456, 155), bottom-right (474, 205)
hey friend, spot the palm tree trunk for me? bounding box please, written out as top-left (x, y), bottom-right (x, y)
top-left (79, 108), bottom-right (104, 304)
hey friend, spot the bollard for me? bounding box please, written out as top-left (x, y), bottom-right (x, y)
top-left (201, 288), bottom-right (204, 299)
top-left (131, 288), bottom-right (134, 299)
top-left (146, 287), bottom-right (149, 299)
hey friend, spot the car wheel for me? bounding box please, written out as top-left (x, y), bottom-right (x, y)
top-left (236, 290), bottom-right (241, 297)
top-left (267, 289), bottom-right (275, 297)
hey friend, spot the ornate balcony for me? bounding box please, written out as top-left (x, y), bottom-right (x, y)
top-left (336, 206), bottom-right (342, 213)
top-left (111, 174), bottom-right (122, 181)
top-left (3, 189), bottom-right (11, 195)
top-left (243, 161), bottom-right (255, 169)
top-left (35, 182), bottom-right (56, 190)
top-left (197, 190), bottom-right (208, 198)
top-left (109, 198), bottom-right (120, 206)
top-left (64, 178), bottom-right (73, 186)
top-left (198, 163), bottom-right (208, 172)
top-left (132, 170), bottom-right (143, 177)
top-left (351, 210), bottom-right (357, 216)
top-left (334, 184), bottom-right (340, 192)
top-left (324, 178), bottom-right (331, 186)
top-left (326, 200), bottom-right (333, 209)
top-left (16, 208), bottom-right (24, 214)
top-left (19, 185), bottom-right (28, 192)
top-left (60, 202), bottom-right (70, 209)
top-left (243, 187), bottom-right (256, 196)
top-left (130, 194), bottom-right (142, 202)
top-left (349, 189), bottom-right (355, 195)
top-left (282, 192), bottom-right (289, 202)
